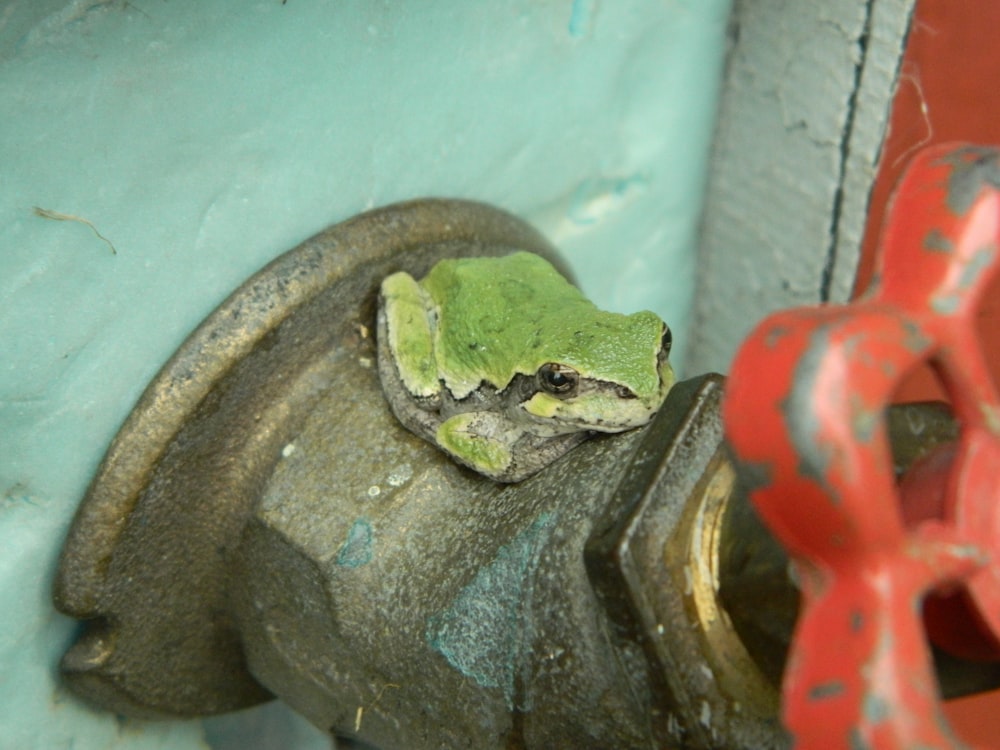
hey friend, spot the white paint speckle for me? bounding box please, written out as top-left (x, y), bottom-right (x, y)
top-left (387, 464), bottom-right (413, 486)
top-left (281, 443), bottom-right (296, 458)
top-left (699, 700), bottom-right (712, 728)
top-left (667, 713), bottom-right (681, 736)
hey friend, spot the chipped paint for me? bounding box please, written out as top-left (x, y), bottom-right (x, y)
top-left (929, 241), bottom-right (999, 316)
top-left (848, 727), bottom-right (872, 750)
top-left (763, 324), bottom-right (793, 349)
top-left (850, 609), bottom-right (864, 633)
top-left (862, 693), bottom-right (889, 723)
top-left (936, 146), bottom-right (1000, 216)
top-left (900, 319), bottom-right (932, 354)
top-left (782, 325), bottom-right (840, 500)
top-left (808, 680), bottom-right (845, 701)
top-left (960, 243), bottom-right (997, 288)
top-left (930, 292), bottom-right (960, 315)
top-left (725, 144), bottom-right (1000, 746)
top-left (849, 393), bottom-right (879, 443)
top-left (922, 228), bottom-right (953, 254)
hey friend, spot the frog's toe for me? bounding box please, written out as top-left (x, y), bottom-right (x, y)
top-left (436, 414), bottom-right (512, 480)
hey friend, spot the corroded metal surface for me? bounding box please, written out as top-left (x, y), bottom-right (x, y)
top-left (52, 199), bottom-right (566, 718)
top-left (54, 197), bottom-right (788, 748)
top-left (233, 373), bottom-right (761, 749)
top-left (724, 144), bottom-right (1000, 748)
top-left (587, 376), bottom-right (786, 749)
top-left (54, 187), bottom-right (1000, 748)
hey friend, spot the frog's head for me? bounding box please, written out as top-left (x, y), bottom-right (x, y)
top-left (515, 311), bottom-right (675, 436)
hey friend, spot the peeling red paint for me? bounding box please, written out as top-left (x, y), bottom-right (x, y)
top-left (724, 144), bottom-right (1000, 749)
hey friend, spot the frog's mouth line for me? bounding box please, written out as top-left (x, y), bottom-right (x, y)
top-left (515, 395), bottom-right (662, 435)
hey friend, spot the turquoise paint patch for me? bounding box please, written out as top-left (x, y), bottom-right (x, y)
top-left (426, 513), bottom-right (556, 709)
top-left (337, 519), bottom-right (374, 568)
top-left (568, 0), bottom-right (594, 38)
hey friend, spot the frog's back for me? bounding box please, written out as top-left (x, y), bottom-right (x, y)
top-left (423, 252), bottom-right (668, 402)
top-left (420, 253), bottom-right (592, 397)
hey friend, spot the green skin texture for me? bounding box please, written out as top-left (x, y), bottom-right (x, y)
top-left (377, 252), bottom-right (674, 482)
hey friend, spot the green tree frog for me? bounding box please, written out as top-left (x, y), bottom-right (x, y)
top-left (376, 251), bottom-right (674, 482)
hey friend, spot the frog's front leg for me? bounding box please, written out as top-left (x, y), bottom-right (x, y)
top-left (436, 411), bottom-right (591, 482)
top-left (379, 270), bottom-right (439, 403)
top-left (435, 412), bottom-right (516, 481)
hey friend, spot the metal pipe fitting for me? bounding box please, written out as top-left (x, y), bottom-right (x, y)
top-left (53, 199), bottom-right (998, 749)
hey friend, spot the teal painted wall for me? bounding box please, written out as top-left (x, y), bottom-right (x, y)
top-left (0, 1), bottom-right (730, 747)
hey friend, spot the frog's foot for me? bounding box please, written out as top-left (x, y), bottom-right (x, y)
top-left (378, 271), bottom-right (439, 400)
top-left (435, 412), bottom-right (514, 481)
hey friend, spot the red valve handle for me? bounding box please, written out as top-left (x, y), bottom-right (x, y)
top-left (723, 144), bottom-right (1000, 749)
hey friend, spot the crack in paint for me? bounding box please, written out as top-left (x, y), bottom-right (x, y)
top-left (819, 0), bottom-right (876, 303)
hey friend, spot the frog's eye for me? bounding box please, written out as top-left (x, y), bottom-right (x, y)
top-left (537, 362), bottom-right (579, 395)
top-left (660, 326), bottom-right (673, 356)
